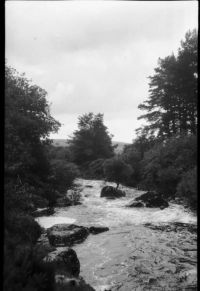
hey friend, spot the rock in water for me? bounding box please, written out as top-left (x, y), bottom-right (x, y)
top-left (45, 248), bottom-right (80, 277)
top-left (89, 226), bottom-right (109, 234)
top-left (135, 191), bottom-right (158, 202)
top-left (126, 200), bottom-right (145, 207)
top-left (135, 191), bottom-right (169, 208)
top-left (55, 276), bottom-right (95, 291)
top-left (100, 186), bottom-right (126, 199)
top-left (57, 249), bottom-right (80, 277)
top-left (47, 224), bottom-right (89, 247)
top-left (45, 248), bottom-right (95, 291)
top-left (146, 197), bottom-right (169, 208)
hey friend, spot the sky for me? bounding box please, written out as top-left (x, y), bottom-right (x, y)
top-left (6, 1), bottom-right (198, 143)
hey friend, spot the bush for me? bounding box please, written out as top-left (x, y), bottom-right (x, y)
top-left (50, 161), bottom-right (80, 194)
top-left (4, 244), bottom-right (55, 291)
top-left (5, 213), bottom-right (42, 245)
top-left (156, 166), bottom-right (180, 197)
top-left (176, 166), bottom-right (197, 208)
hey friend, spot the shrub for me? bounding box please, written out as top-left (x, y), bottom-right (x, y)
top-left (4, 244), bottom-right (55, 291)
top-left (5, 213), bottom-right (42, 245)
top-left (50, 161), bottom-right (79, 194)
top-left (156, 166), bottom-right (180, 197)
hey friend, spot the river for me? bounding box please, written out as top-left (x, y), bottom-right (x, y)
top-left (36, 179), bottom-right (197, 291)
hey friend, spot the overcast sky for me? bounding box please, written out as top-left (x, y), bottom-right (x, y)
top-left (6, 1), bottom-right (198, 143)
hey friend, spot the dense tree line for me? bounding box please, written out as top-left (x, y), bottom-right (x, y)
top-left (4, 65), bottom-right (79, 291)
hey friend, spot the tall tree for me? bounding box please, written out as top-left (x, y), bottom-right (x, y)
top-left (138, 29), bottom-right (197, 138)
top-left (68, 113), bottom-right (114, 165)
top-left (5, 65), bottom-right (61, 183)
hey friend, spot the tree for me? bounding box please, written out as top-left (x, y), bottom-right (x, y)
top-left (5, 64), bottom-right (61, 184)
top-left (103, 157), bottom-right (133, 189)
top-left (68, 113), bottom-right (114, 165)
top-left (138, 29), bottom-right (197, 139)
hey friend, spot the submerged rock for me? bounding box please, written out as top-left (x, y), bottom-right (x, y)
top-left (47, 224), bottom-right (90, 247)
top-left (100, 186), bottom-right (126, 199)
top-left (89, 226), bottom-right (109, 234)
top-left (135, 191), bottom-right (169, 208)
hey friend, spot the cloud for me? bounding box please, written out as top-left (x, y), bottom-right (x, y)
top-left (6, 1), bottom-right (198, 142)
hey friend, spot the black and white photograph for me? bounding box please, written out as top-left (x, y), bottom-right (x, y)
top-left (5, 1), bottom-right (198, 290)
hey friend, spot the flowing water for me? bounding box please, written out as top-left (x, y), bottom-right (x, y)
top-left (37, 179), bottom-right (197, 291)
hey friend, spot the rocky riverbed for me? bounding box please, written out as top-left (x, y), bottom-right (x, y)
top-left (36, 179), bottom-right (197, 291)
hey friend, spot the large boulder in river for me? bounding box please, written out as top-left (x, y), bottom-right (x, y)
top-left (55, 276), bottom-right (95, 291)
top-left (45, 248), bottom-right (95, 291)
top-left (45, 248), bottom-right (80, 277)
top-left (126, 200), bottom-right (145, 208)
top-left (146, 197), bottom-right (169, 208)
top-left (47, 224), bottom-right (89, 247)
top-left (135, 191), bottom-right (169, 208)
top-left (100, 186), bottom-right (126, 199)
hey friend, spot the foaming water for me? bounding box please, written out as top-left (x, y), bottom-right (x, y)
top-left (53, 178), bottom-right (196, 228)
top-left (37, 179), bottom-right (197, 290)
top-left (36, 216), bottom-right (76, 229)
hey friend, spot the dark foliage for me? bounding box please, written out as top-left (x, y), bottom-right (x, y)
top-left (138, 29), bottom-right (197, 138)
top-left (68, 113), bottom-right (114, 165)
top-left (4, 65), bottom-right (61, 291)
top-left (140, 134), bottom-right (197, 198)
top-left (176, 166), bottom-right (197, 209)
top-left (49, 160), bottom-right (80, 195)
top-left (87, 159), bottom-right (105, 179)
top-left (103, 156), bottom-right (133, 188)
